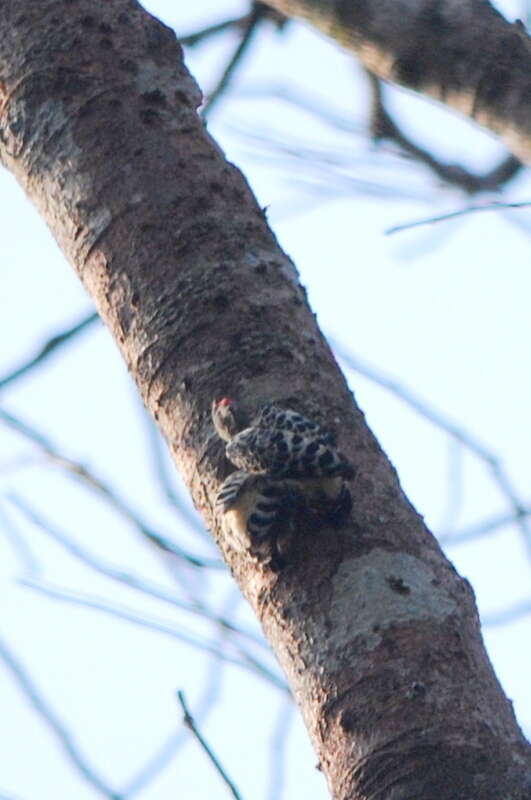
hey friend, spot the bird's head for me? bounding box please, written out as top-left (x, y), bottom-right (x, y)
top-left (211, 397), bottom-right (248, 441)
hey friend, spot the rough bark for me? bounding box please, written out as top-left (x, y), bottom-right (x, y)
top-left (0, 1), bottom-right (530, 798)
top-left (265, 0), bottom-right (531, 164)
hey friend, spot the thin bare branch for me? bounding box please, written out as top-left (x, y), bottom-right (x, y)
top-left (0, 312), bottom-right (98, 391)
top-left (202, 3), bottom-right (274, 117)
top-left (7, 493), bottom-right (266, 650)
top-left (438, 440), bottom-right (464, 534)
top-left (0, 635), bottom-right (120, 799)
top-left (0, 500), bottom-right (41, 577)
top-left (122, 590), bottom-right (237, 796)
top-left (366, 70), bottom-right (523, 195)
top-left (266, 697), bottom-right (295, 800)
top-left (386, 200), bottom-right (531, 236)
top-left (177, 690), bottom-right (245, 800)
top-left (20, 579), bottom-right (286, 690)
top-left (142, 410), bottom-right (207, 537)
top-left (439, 507), bottom-right (531, 546)
top-left (332, 339), bottom-right (531, 555)
top-left (179, 15), bottom-right (248, 47)
top-left (481, 599), bottom-right (531, 627)
top-left (0, 405), bottom-right (220, 569)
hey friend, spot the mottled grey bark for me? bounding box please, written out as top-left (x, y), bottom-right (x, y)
top-left (265, 0), bottom-right (531, 163)
top-left (0, 1), bottom-right (530, 798)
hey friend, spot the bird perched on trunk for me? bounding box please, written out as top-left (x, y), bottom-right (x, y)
top-left (212, 397), bottom-right (354, 566)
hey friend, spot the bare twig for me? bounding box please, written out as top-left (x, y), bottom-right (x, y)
top-left (386, 200), bottom-right (531, 235)
top-left (7, 493), bottom-right (266, 651)
top-left (0, 406), bottom-right (220, 569)
top-left (332, 339), bottom-right (531, 555)
top-left (0, 635), bottom-right (120, 799)
top-left (366, 70), bottom-right (523, 196)
top-left (0, 312), bottom-right (98, 391)
top-left (181, 2), bottom-right (286, 50)
top-left (266, 697), bottom-right (295, 800)
top-left (177, 690), bottom-right (245, 800)
top-left (0, 500), bottom-right (41, 577)
top-left (179, 15), bottom-right (248, 47)
top-left (142, 410), bottom-right (207, 537)
top-left (122, 589), bottom-right (238, 796)
top-left (20, 579), bottom-right (285, 689)
top-left (439, 507), bottom-right (531, 546)
top-left (202, 3), bottom-right (275, 117)
top-left (481, 599), bottom-right (531, 627)
top-left (438, 440), bottom-right (464, 534)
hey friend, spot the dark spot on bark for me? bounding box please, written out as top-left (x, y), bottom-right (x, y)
top-left (339, 709), bottom-right (356, 733)
top-left (254, 262), bottom-right (267, 274)
top-left (175, 90), bottom-right (191, 105)
top-left (209, 181), bottom-right (223, 193)
top-left (99, 37), bottom-right (113, 49)
top-left (131, 291), bottom-right (139, 306)
top-left (212, 292), bottom-right (229, 310)
top-left (99, 22), bottom-right (112, 34)
top-left (410, 682), bottom-right (427, 699)
top-left (134, 147), bottom-right (144, 157)
top-left (139, 108), bottom-right (161, 125)
top-left (387, 575), bottom-right (411, 595)
top-left (80, 14), bottom-right (94, 27)
top-left (305, 442), bottom-right (319, 455)
top-left (120, 59), bottom-right (138, 74)
top-left (142, 89), bottom-right (167, 106)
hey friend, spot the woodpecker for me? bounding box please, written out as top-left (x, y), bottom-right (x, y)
top-left (215, 469), bottom-right (303, 566)
top-left (212, 398), bottom-right (354, 551)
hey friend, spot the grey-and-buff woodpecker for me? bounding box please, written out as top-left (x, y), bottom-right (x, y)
top-left (212, 398), bottom-right (354, 565)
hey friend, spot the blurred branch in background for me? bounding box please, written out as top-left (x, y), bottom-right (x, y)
top-left (122, 589), bottom-right (241, 797)
top-left (181, 2), bottom-right (288, 117)
top-left (19, 578), bottom-right (285, 689)
top-left (177, 689), bottom-right (245, 800)
top-left (386, 200), bottom-right (531, 235)
top-left (0, 635), bottom-right (118, 799)
top-left (266, 696), bottom-right (295, 800)
top-left (331, 338), bottom-right (531, 555)
top-left (366, 70), bottom-right (523, 196)
top-left (4, 491), bottom-right (265, 651)
top-left (0, 312), bottom-right (99, 392)
top-left (0, 406), bottom-right (218, 569)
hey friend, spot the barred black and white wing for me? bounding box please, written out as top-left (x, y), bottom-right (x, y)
top-left (215, 471), bottom-right (301, 556)
top-left (225, 427), bottom-right (354, 480)
top-left (252, 404), bottom-right (335, 445)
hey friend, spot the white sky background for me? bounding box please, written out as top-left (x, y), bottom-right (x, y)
top-left (0, 1), bottom-right (530, 798)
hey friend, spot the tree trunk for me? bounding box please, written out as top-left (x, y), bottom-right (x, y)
top-left (0, 1), bottom-right (529, 798)
top-left (266, 0), bottom-right (531, 164)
